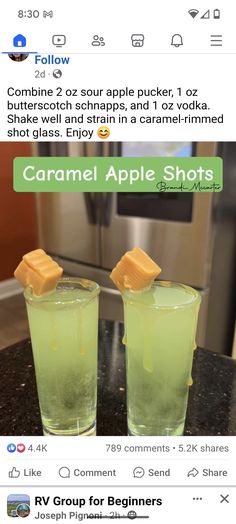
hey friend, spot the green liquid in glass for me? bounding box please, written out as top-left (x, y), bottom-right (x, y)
top-left (24, 279), bottom-right (99, 436)
top-left (123, 281), bottom-right (201, 436)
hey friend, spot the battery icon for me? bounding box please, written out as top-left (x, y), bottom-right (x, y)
top-left (213, 9), bottom-right (220, 19)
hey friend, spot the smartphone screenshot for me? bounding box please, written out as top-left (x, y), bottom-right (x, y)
top-left (0, 1), bottom-right (235, 522)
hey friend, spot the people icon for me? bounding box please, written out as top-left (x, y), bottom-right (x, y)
top-left (8, 53), bottom-right (29, 62)
top-left (91, 35), bottom-right (105, 47)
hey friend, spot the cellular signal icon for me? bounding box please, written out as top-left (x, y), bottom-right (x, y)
top-left (188, 9), bottom-right (199, 19)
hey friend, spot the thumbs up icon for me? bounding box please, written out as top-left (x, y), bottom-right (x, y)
top-left (8, 467), bottom-right (20, 478)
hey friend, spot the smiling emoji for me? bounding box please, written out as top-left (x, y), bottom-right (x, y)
top-left (97, 126), bottom-right (110, 139)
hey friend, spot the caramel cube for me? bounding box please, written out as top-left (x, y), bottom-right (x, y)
top-left (14, 249), bottom-right (63, 296)
top-left (110, 247), bottom-right (161, 292)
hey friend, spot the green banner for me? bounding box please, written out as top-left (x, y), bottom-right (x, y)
top-left (14, 157), bottom-right (223, 192)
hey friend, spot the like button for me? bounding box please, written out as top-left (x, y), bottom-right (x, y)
top-left (9, 467), bottom-right (21, 478)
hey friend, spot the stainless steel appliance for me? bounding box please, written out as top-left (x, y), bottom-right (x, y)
top-left (34, 141), bottom-right (236, 355)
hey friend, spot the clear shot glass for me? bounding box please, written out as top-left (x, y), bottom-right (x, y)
top-left (24, 278), bottom-right (100, 436)
top-left (123, 281), bottom-right (201, 436)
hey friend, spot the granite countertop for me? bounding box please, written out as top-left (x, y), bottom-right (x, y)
top-left (0, 319), bottom-right (236, 436)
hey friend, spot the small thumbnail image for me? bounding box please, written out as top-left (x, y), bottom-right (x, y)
top-left (7, 494), bottom-right (30, 518)
top-left (8, 53), bottom-right (29, 62)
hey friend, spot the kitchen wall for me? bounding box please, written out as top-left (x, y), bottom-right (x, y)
top-left (0, 142), bottom-right (37, 281)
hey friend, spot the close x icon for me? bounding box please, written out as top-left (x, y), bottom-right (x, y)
top-left (220, 494), bottom-right (229, 504)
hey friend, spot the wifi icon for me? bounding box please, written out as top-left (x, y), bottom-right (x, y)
top-left (188, 9), bottom-right (199, 19)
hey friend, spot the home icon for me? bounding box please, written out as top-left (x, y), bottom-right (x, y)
top-left (13, 34), bottom-right (27, 48)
